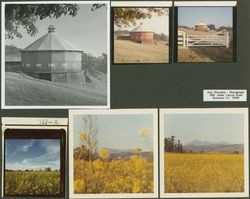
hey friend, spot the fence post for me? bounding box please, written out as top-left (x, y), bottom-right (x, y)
top-left (183, 32), bottom-right (186, 47)
top-left (226, 31), bottom-right (229, 48)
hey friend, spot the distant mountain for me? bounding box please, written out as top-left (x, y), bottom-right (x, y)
top-left (186, 140), bottom-right (213, 146)
top-left (5, 45), bottom-right (21, 62)
top-left (105, 148), bottom-right (153, 161)
top-left (183, 140), bottom-right (243, 154)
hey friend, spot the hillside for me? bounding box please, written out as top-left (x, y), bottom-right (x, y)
top-left (183, 141), bottom-right (243, 154)
top-left (114, 39), bottom-right (169, 63)
top-left (5, 72), bottom-right (107, 106)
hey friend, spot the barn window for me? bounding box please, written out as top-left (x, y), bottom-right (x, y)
top-left (48, 63), bottom-right (55, 67)
top-left (36, 64), bottom-right (42, 68)
top-left (26, 64), bottom-right (30, 67)
top-left (62, 63), bottom-right (68, 67)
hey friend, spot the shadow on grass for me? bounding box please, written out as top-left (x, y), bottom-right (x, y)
top-left (178, 47), bottom-right (234, 63)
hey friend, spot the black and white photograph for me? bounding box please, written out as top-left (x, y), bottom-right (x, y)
top-left (175, 1), bottom-right (236, 63)
top-left (1, 1), bottom-right (110, 108)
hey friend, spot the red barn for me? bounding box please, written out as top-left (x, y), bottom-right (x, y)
top-left (129, 23), bottom-right (154, 44)
top-left (194, 22), bottom-right (208, 32)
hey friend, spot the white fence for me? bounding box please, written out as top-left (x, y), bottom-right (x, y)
top-left (178, 29), bottom-right (229, 48)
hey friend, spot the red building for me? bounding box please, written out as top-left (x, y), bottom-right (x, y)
top-left (194, 22), bottom-right (208, 32)
top-left (129, 23), bottom-right (154, 44)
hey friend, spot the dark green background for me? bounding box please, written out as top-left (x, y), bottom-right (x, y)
top-left (0, 0), bottom-right (250, 198)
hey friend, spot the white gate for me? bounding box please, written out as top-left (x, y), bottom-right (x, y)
top-left (178, 29), bottom-right (229, 48)
top-left (186, 29), bottom-right (229, 48)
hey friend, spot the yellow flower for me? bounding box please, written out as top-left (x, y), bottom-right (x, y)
top-left (98, 148), bottom-right (110, 160)
top-left (74, 179), bottom-right (84, 193)
top-left (80, 131), bottom-right (89, 142)
top-left (132, 180), bottom-right (141, 193)
top-left (139, 127), bottom-right (150, 137)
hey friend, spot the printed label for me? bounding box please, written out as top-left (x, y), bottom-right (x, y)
top-left (203, 90), bottom-right (247, 102)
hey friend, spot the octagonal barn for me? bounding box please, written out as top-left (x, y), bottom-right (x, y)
top-left (130, 23), bottom-right (154, 44)
top-left (21, 25), bottom-right (84, 82)
top-left (194, 22), bottom-right (208, 32)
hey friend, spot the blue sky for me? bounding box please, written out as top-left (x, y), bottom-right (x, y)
top-left (164, 114), bottom-right (244, 144)
top-left (74, 114), bottom-right (154, 152)
top-left (6, 139), bottom-right (60, 171)
top-left (5, 4), bottom-right (107, 56)
top-left (178, 7), bottom-right (233, 28)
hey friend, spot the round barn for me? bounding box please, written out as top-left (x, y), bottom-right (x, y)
top-left (194, 22), bottom-right (208, 32)
top-left (129, 23), bottom-right (154, 44)
top-left (21, 25), bottom-right (84, 83)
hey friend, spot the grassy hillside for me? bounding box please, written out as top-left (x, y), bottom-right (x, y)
top-left (114, 39), bottom-right (169, 63)
top-left (5, 72), bottom-right (107, 106)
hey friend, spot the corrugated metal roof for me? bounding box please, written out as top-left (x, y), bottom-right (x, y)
top-left (22, 25), bottom-right (82, 52)
top-left (131, 23), bottom-right (153, 33)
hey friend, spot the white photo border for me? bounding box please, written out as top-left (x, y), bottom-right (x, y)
top-left (1, 1), bottom-right (110, 109)
top-left (160, 108), bottom-right (249, 198)
top-left (68, 109), bottom-right (158, 198)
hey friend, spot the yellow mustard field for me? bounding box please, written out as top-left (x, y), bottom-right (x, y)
top-left (74, 155), bottom-right (154, 193)
top-left (164, 153), bottom-right (244, 193)
top-left (5, 171), bottom-right (60, 195)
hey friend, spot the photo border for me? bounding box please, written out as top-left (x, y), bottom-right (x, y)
top-left (111, 1), bottom-right (172, 65)
top-left (160, 108), bottom-right (249, 198)
top-left (1, 1), bottom-right (110, 109)
top-left (68, 109), bottom-right (158, 198)
top-left (173, 1), bottom-right (237, 64)
top-left (1, 117), bottom-right (68, 198)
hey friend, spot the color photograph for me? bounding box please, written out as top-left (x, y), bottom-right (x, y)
top-left (177, 6), bottom-right (235, 62)
top-left (69, 109), bottom-right (158, 198)
top-left (2, 1), bottom-right (109, 108)
top-left (113, 2), bottom-right (170, 64)
top-left (4, 139), bottom-right (61, 196)
top-left (160, 108), bottom-right (249, 198)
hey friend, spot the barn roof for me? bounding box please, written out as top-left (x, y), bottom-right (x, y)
top-left (22, 25), bottom-right (82, 52)
top-left (131, 23), bottom-right (153, 33)
top-left (195, 22), bottom-right (207, 26)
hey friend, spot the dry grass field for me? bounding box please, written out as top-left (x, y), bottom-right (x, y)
top-left (5, 72), bottom-right (107, 106)
top-left (114, 40), bottom-right (169, 63)
top-left (178, 46), bottom-right (233, 62)
top-left (164, 153), bottom-right (244, 193)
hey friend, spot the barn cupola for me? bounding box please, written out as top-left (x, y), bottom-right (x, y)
top-left (48, 25), bottom-right (55, 33)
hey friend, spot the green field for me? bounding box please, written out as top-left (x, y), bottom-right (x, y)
top-left (5, 171), bottom-right (60, 195)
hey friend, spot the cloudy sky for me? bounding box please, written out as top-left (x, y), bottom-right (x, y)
top-left (178, 7), bottom-right (233, 28)
top-left (5, 3), bottom-right (108, 56)
top-left (164, 113), bottom-right (244, 144)
top-left (6, 139), bottom-right (60, 171)
top-left (74, 114), bottom-right (154, 152)
top-left (114, 8), bottom-right (169, 35)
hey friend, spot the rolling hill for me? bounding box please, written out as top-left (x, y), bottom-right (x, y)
top-left (183, 140), bottom-right (243, 154)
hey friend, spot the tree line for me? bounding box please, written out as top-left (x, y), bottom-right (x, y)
top-left (164, 136), bottom-right (184, 153)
